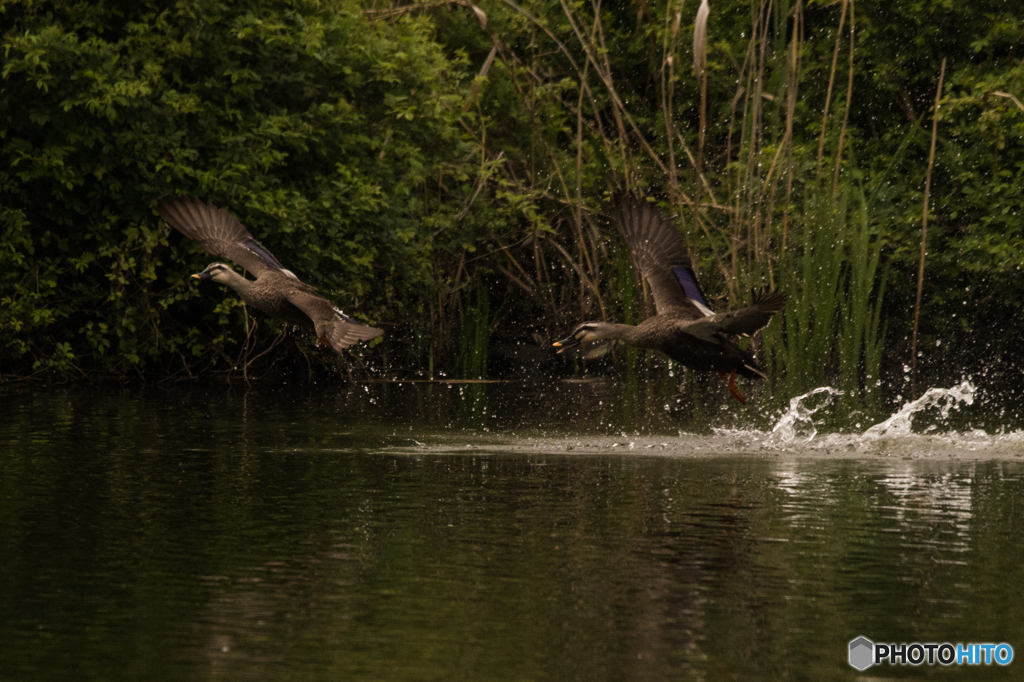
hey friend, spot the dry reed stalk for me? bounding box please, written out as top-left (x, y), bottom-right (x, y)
top-left (730, 0), bottom-right (770, 299)
top-left (684, 206), bottom-right (737, 287)
top-left (754, 128), bottom-right (789, 205)
top-left (497, 0), bottom-right (607, 147)
top-left (581, 0), bottom-right (635, 182)
top-left (486, 27), bottom-right (617, 169)
top-left (910, 57), bottom-right (946, 398)
top-left (782, 0), bottom-right (802, 256)
top-left (750, 0), bottom-right (772, 276)
top-left (487, 30), bottom-right (630, 331)
top-left (537, 0), bottom-right (690, 195)
top-left (548, 238), bottom-right (608, 316)
top-left (501, 248), bottom-right (536, 287)
top-left (486, 31), bottom-right (614, 176)
top-left (994, 91), bottom-right (1024, 112)
top-left (661, 0), bottom-right (685, 195)
top-left (693, 0), bottom-right (709, 74)
top-left (364, 0), bottom-right (484, 22)
top-left (463, 45), bottom-right (498, 112)
top-left (816, 0), bottom-right (849, 173)
top-left (692, 0), bottom-right (709, 243)
top-left (496, 264), bottom-right (534, 295)
top-left (597, 1), bottom-right (670, 188)
top-left (675, 132), bottom-right (726, 208)
top-left (577, 70), bottom-right (588, 317)
top-left (557, 1), bottom-right (631, 171)
top-left (764, 165), bottom-right (778, 289)
top-left (581, 9), bottom-right (604, 312)
top-left (723, 20), bottom-right (756, 216)
top-left (525, 97), bottom-right (607, 321)
top-left (726, 30), bottom-right (758, 298)
top-left (831, 0), bottom-right (855, 204)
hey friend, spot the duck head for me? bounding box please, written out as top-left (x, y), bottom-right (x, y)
top-left (192, 263), bottom-right (243, 286)
top-left (553, 322), bottom-right (610, 353)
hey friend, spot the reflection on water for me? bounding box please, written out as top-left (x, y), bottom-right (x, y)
top-left (1, 383), bottom-right (1023, 680)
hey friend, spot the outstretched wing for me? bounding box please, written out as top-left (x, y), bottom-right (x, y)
top-left (284, 290), bottom-right (383, 353)
top-left (681, 289), bottom-right (788, 342)
top-left (616, 194), bottom-right (713, 319)
top-left (159, 197), bottom-right (295, 278)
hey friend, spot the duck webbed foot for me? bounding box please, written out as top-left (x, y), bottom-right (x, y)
top-left (717, 370), bottom-right (747, 405)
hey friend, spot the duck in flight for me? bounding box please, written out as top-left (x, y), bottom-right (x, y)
top-left (553, 194), bottom-right (786, 404)
top-left (159, 197), bottom-right (382, 354)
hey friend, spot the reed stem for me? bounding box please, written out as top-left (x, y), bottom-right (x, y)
top-left (911, 58), bottom-right (946, 397)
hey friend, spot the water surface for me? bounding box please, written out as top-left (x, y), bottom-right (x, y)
top-left (2, 382), bottom-right (1023, 680)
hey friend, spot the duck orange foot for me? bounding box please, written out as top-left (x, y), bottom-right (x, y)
top-left (717, 370), bottom-right (747, 405)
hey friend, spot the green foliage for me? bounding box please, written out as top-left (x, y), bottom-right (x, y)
top-left (460, 0), bottom-right (1024, 408)
top-left (454, 284), bottom-right (490, 380)
top-left (2, 0), bottom-right (1023, 400)
top-left (765, 187), bottom-right (885, 413)
top-left (0, 0), bottom-right (495, 377)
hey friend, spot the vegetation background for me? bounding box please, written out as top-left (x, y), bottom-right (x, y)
top-left (2, 0), bottom-right (1022, 420)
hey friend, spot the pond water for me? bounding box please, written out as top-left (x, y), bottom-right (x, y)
top-left (2, 381), bottom-right (1023, 680)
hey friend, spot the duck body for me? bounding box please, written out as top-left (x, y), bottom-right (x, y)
top-left (192, 265), bottom-right (313, 328)
top-left (632, 312), bottom-right (764, 378)
top-left (161, 198), bottom-right (383, 353)
top-left (238, 272), bottom-right (317, 329)
top-left (554, 195), bottom-right (787, 403)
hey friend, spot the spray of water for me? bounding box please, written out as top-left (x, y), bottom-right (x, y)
top-left (768, 387), bottom-right (844, 443)
top-left (766, 381), bottom-right (978, 447)
top-left (861, 381), bottom-right (975, 440)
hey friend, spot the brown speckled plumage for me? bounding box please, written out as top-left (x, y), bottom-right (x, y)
top-left (159, 197), bottom-right (382, 353)
top-left (554, 194), bottom-right (787, 402)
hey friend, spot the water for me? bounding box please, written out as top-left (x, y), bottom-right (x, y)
top-left (2, 381), bottom-right (1024, 680)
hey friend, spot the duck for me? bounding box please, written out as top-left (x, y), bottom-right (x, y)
top-left (553, 194), bottom-right (787, 404)
top-left (159, 197), bottom-right (383, 353)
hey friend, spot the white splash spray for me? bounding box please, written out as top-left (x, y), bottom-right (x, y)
top-left (769, 387), bottom-right (844, 443)
top-left (861, 381), bottom-right (975, 440)
top-left (765, 381), bottom-right (979, 449)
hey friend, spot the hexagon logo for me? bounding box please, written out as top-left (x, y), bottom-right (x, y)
top-left (849, 636), bottom-right (874, 671)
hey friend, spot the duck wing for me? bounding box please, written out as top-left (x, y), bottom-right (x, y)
top-left (283, 290), bottom-right (383, 353)
top-left (159, 197), bottom-right (296, 279)
top-left (680, 289), bottom-right (788, 342)
top-left (617, 194), bottom-right (713, 319)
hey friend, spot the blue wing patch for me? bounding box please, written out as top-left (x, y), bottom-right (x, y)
top-left (672, 266), bottom-right (714, 314)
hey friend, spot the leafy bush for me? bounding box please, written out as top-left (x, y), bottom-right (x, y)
top-left (3, 0), bottom-right (1023, 404)
top-left (1, 0), bottom-right (488, 377)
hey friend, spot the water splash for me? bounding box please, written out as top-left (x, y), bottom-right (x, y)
top-left (763, 381), bottom-right (980, 450)
top-left (862, 381), bottom-right (975, 440)
top-left (769, 387), bottom-right (844, 443)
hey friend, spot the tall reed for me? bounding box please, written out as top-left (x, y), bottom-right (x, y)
top-left (455, 285), bottom-right (491, 379)
top-left (413, 0), bottom-right (892, 408)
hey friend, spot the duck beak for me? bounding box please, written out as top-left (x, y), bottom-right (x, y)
top-left (191, 270), bottom-right (213, 282)
top-left (552, 335), bottom-right (580, 354)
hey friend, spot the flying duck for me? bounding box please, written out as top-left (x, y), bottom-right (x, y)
top-left (159, 197), bottom-right (382, 353)
top-left (554, 195), bottom-right (786, 403)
